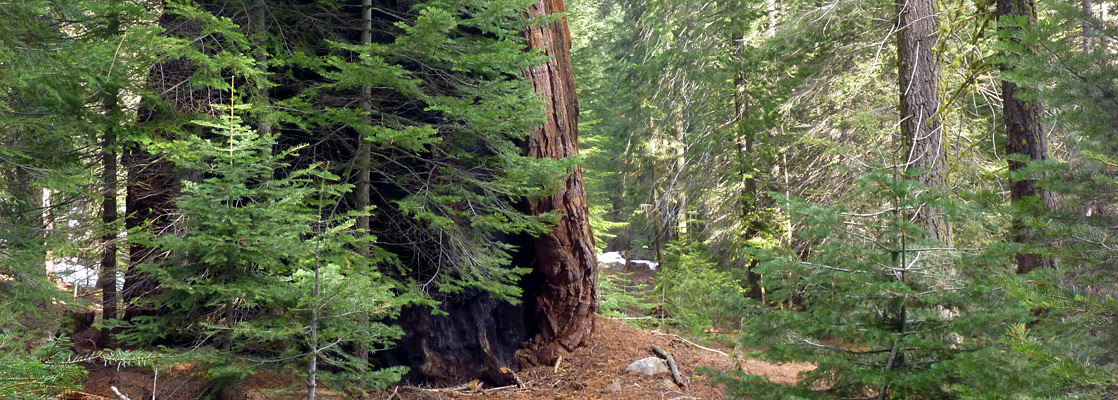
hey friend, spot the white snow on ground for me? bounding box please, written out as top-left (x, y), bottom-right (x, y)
top-left (596, 252), bottom-right (659, 271)
top-left (629, 260), bottom-right (659, 271)
top-left (55, 261), bottom-right (98, 286)
top-left (597, 251), bottom-right (626, 265)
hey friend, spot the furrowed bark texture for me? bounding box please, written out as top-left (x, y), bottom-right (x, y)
top-left (998, 0), bottom-right (1054, 274)
top-left (896, 0), bottom-right (950, 242)
top-left (99, 13), bottom-right (123, 347)
top-left (515, 0), bottom-right (599, 366)
top-left (100, 80), bottom-right (120, 348)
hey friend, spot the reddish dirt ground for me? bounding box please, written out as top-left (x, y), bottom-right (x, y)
top-left (370, 315), bottom-right (731, 400)
top-left (70, 362), bottom-right (209, 400)
top-left (73, 314), bottom-right (813, 400)
top-left (365, 315), bottom-right (814, 400)
top-left (73, 262), bottom-right (815, 400)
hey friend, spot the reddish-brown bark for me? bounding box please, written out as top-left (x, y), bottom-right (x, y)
top-left (516, 0), bottom-right (600, 366)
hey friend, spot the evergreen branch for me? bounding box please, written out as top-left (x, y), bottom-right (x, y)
top-left (40, 350), bottom-right (161, 366)
top-left (1085, 154), bottom-right (1118, 169)
top-left (794, 335), bottom-right (907, 355)
top-left (799, 261), bottom-right (867, 274)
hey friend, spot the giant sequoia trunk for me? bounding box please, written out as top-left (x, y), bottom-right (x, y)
top-left (896, 0), bottom-right (950, 242)
top-left (122, 0), bottom-right (597, 384)
top-left (998, 0), bottom-right (1054, 274)
top-left (514, 0), bottom-right (599, 367)
top-left (375, 0), bottom-right (597, 383)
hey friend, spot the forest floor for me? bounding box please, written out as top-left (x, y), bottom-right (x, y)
top-left (73, 260), bottom-right (815, 400)
top-left (364, 315), bottom-right (815, 400)
top-left (75, 315), bottom-right (814, 400)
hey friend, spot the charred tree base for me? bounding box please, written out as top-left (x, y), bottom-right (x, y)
top-left (379, 288), bottom-right (537, 386)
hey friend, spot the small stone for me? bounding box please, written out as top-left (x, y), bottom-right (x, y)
top-left (660, 378), bottom-right (678, 391)
top-left (626, 356), bottom-right (670, 376)
top-left (604, 379), bottom-right (621, 393)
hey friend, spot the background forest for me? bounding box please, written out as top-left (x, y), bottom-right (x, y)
top-left (0, 0), bottom-right (1116, 399)
top-left (572, 0), bottom-right (1118, 396)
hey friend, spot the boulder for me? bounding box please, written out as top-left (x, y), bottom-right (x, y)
top-left (626, 357), bottom-right (670, 376)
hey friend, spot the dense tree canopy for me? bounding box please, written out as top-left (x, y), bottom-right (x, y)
top-left (1, 0), bottom-right (1115, 398)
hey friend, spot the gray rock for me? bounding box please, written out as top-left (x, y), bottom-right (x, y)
top-left (604, 379), bottom-right (621, 393)
top-left (660, 378), bottom-right (679, 391)
top-left (626, 357), bottom-right (670, 376)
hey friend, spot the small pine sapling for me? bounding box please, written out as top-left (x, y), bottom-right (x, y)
top-left (120, 86), bottom-right (411, 393)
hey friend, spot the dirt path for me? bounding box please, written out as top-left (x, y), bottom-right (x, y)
top-left (368, 315), bottom-right (814, 400)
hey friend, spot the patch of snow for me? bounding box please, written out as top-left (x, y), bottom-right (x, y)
top-left (596, 252), bottom-right (659, 270)
top-left (597, 251), bottom-right (626, 265)
top-left (53, 261), bottom-right (100, 287)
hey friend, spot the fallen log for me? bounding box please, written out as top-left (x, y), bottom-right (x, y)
top-left (651, 345), bottom-right (686, 388)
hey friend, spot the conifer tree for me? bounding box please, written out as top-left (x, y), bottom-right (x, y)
top-left (996, 0), bottom-right (1056, 273)
top-left (720, 158), bottom-right (1090, 398)
top-left (896, 0), bottom-right (949, 243)
top-left (120, 95), bottom-right (407, 388)
top-left (515, 0), bottom-right (600, 366)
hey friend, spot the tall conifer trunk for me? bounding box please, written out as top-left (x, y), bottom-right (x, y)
top-left (354, 0), bottom-right (374, 368)
top-left (733, 22), bottom-right (767, 300)
top-left (515, 0), bottom-right (599, 366)
top-left (896, 0), bottom-right (949, 242)
top-left (98, 13), bottom-right (122, 347)
top-left (998, 0), bottom-right (1053, 274)
top-left (99, 82), bottom-right (119, 346)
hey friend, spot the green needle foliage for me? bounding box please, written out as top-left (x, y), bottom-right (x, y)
top-left (270, 0), bottom-right (562, 301)
top-left (718, 156), bottom-right (1107, 398)
top-left (118, 101), bottom-right (409, 389)
top-left (0, 318), bottom-right (162, 400)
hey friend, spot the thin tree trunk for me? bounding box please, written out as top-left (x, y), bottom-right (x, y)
top-left (515, 0), bottom-right (599, 366)
top-left (998, 0), bottom-right (1054, 274)
top-left (674, 117), bottom-right (687, 240)
top-left (732, 21), bottom-right (767, 300)
top-left (652, 180), bottom-right (664, 263)
top-left (896, 0), bottom-right (949, 242)
top-left (99, 14), bottom-right (122, 348)
top-left (252, 0), bottom-right (272, 137)
top-left (43, 189), bottom-right (55, 278)
top-left (734, 71), bottom-right (763, 300)
top-left (307, 241), bottom-right (321, 400)
top-left (1083, 0), bottom-right (1094, 51)
top-left (354, 0), bottom-right (374, 369)
top-left (100, 100), bottom-right (119, 347)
